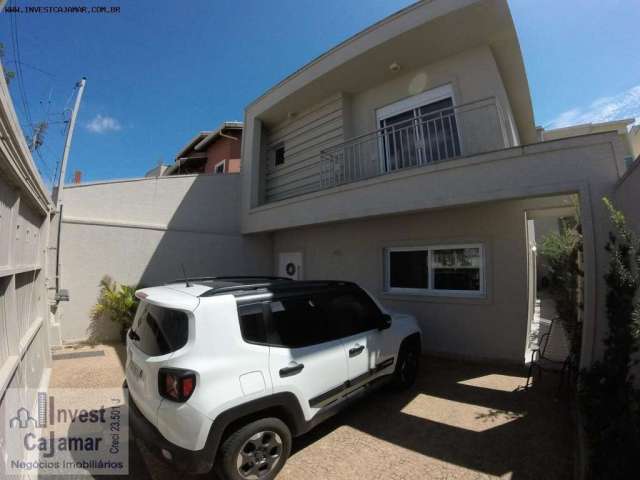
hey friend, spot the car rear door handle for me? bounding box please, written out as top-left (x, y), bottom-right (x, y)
top-left (279, 363), bottom-right (304, 377)
top-left (349, 345), bottom-right (365, 357)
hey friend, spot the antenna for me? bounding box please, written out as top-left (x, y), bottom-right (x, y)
top-left (181, 264), bottom-right (192, 287)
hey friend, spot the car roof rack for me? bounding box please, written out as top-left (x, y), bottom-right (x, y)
top-left (198, 279), bottom-right (356, 298)
top-left (167, 275), bottom-right (293, 285)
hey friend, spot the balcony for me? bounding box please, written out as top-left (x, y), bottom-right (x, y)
top-left (263, 97), bottom-right (512, 204)
top-left (320, 97), bottom-right (511, 190)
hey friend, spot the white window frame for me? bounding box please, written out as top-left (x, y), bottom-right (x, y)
top-left (375, 84), bottom-right (462, 173)
top-left (376, 84), bottom-right (457, 122)
top-left (384, 243), bottom-right (485, 297)
top-left (213, 160), bottom-right (226, 174)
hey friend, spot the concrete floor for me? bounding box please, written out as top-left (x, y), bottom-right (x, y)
top-left (48, 344), bottom-right (573, 479)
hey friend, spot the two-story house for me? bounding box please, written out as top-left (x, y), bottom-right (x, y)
top-left (166, 121), bottom-right (243, 175)
top-left (239, 0), bottom-right (630, 366)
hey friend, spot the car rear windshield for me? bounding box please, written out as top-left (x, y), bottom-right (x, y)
top-left (131, 302), bottom-right (189, 356)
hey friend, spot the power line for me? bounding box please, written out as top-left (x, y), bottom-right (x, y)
top-left (9, 0), bottom-right (34, 133)
top-left (35, 148), bottom-right (54, 182)
top-left (4, 59), bottom-right (55, 78)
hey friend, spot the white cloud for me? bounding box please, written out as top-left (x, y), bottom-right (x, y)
top-left (547, 84), bottom-right (640, 129)
top-left (85, 114), bottom-right (122, 134)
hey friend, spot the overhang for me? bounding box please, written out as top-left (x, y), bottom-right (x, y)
top-left (175, 132), bottom-right (210, 160)
top-left (246, 0), bottom-right (536, 144)
top-left (543, 119), bottom-right (635, 140)
top-left (194, 121), bottom-right (243, 151)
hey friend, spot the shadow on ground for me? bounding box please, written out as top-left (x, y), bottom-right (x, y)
top-left (47, 353), bottom-right (574, 479)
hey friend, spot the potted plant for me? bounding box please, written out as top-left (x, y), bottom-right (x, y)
top-left (91, 275), bottom-right (139, 343)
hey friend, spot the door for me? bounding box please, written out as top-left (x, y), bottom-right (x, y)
top-left (380, 110), bottom-right (420, 171)
top-left (418, 97), bottom-right (461, 162)
top-left (317, 287), bottom-right (392, 387)
top-left (525, 218), bottom-right (538, 357)
top-left (277, 252), bottom-right (303, 280)
top-left (376, 87), bottom-right (461, 171)
top-left (267, 295), bottom-right (348, 418)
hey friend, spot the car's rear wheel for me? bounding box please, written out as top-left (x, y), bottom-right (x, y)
top-left (392, 338), bottom-right (420, 390)
top-left (216, 417), bottom-right (291, 480)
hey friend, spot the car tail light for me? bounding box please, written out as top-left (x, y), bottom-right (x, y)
top-left (158, 368), bottom-right (196, 402)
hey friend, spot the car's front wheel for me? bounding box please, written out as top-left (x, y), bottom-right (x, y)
top-left (392, 338), bottom-right (420, 390)
top-left (216, 417), bottom-right (291, 480)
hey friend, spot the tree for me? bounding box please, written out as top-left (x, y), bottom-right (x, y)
top-left (539, 215), bottom-right (583, 366)
top-left (579, 198), bottom-right (640, 478)
top-left (0, 43), bottom-right (16, 85)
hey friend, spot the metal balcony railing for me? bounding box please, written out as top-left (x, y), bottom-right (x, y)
top-left (320, 96), bottom-right (509, 189)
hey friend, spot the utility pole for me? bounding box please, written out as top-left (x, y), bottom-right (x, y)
top-left (55, 76), bottom-right (86, 209)
top-left (28, 121), bottom-right (48, 152)
top-left (53, 77), bottom-right (85, 300)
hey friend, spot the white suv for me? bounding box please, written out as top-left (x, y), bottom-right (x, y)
top-left (126, 277), bottom-right (421, 480)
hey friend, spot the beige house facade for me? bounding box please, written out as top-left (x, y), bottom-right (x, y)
top-left (240, 0), bottom-right (635, 366)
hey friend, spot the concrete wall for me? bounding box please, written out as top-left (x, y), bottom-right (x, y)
top-left (58, 174), bottom-right (272, 343)
top-left (347, 46), bottom-right (518, 146)
top-left (273, 196), bottom-right (572, 363)
top-left (242, 133), bottom-right (624, 234)
top-left (543, 120), bottom-right (636, 165)
top-left (263, 94), bottom-right (345, 202)
top-left (0, 61), bottom-right (53, 472)
top-left (615, 158), bottom-right (640, 235)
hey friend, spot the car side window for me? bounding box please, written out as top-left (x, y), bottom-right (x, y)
top-left (317, 288), bottom-right (382, 338)
top-left (268, 296), bottom-right (330, 348)
top-left (238, 303), bottom-right (268, 344)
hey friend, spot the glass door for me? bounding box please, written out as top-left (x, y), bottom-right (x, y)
top-left (380, 110), bottom-right (420, 172)
top-left (418, 98), bottom-right (461, 163)
top-left (378, 94), bottom-right (461, 173)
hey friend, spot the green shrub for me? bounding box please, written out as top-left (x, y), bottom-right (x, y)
top-left (91, 275), bottom-right (139, 342)
top-left (539, 218), bottom-right (583, 365)
top-left (579, 198), bottom-right (640, 478)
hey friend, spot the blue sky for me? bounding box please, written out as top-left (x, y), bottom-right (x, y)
top-left (1, 0), bottom-right (639, 186)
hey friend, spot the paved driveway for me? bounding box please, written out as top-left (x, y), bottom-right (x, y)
top-left (48, 344), bottom-right (573, 479)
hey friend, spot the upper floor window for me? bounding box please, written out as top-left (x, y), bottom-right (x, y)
top-left (385, 243), bottom-right (485, 296)
top-left (274, 145), bottom-right (285, 166)
top-left (377, 84), bottom-right (461, 171)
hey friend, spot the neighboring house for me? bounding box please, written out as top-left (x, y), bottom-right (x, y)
top-left (540, 119), bottom-right (639, 168)
top-left (144, 163), bottom-right (169, 177)
top-left (240, 0), bottom-right (635, 366)
top-left (0, 61), bottom-right (53, 464)
top-left (165, 121), bottom-right (243, 175)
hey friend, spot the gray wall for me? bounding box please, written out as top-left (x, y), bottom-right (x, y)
top-left (264, 94), bottom-right (345, 202)
top-left (0, 61), bottom-right (53, 471)
top-left (615, 158), bottom-right (640, 235)
top-left (58, 174), bottom-right (272, 343)
top-left (274, 196), bottom-right (573, 363)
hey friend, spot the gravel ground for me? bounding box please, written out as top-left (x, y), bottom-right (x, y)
top-left (47, 344), bottom-right (573, 480)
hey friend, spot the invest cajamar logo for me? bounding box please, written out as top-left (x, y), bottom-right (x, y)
top-left (7, 391), bottom-right (107, 458)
